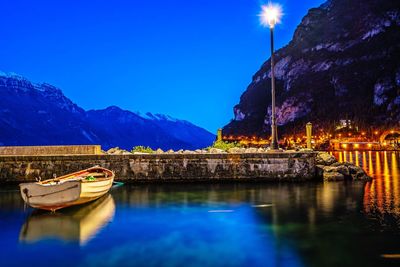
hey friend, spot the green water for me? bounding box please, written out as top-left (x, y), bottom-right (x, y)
top-left (0, 151), bottom-right (399, 267)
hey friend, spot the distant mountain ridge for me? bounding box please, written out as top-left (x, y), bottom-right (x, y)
top-left (223, 0), bottom-right (400, 136)
top-left (0, 72), bottom-right (215, 150)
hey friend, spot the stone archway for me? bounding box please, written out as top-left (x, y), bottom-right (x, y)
top-left (380, 130), bottom-right (400, 143)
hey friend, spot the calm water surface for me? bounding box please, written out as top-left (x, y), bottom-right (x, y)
top-left (0, 151), bottom-right (399, 267)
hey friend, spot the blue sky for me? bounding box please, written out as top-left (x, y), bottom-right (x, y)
top-left (0, 0), bottom-right (325, 133)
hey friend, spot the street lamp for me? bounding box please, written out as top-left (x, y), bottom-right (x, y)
top-left (260, 3), bottom-right (282, 150)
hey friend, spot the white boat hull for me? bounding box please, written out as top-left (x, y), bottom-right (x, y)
top-left (19, 166), bottom-right (115, 211)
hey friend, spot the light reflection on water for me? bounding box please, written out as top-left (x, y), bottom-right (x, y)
top-left (331, 151), bottom-right (400, 224)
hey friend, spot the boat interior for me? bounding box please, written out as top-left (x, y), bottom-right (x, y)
top-left (40, 168), bottom-right (112, 186)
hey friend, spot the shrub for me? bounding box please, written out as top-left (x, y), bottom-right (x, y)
top-left (207, 140), bottom-right (242, 151)
top-left (131, 146), bottom-right (155, 154)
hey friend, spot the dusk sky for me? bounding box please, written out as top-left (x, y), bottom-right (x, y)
top-left (0, 0), bottom-right (325, 132)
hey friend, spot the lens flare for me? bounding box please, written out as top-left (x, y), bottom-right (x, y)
top-left (260, 3), bottom-right (283, 28)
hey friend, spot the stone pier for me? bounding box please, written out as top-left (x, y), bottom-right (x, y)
top-left (0, 151), bottom-right (316, 183)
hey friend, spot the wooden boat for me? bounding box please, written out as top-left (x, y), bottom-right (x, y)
top-left (19, 166), bottom-right (114, 211)
top-left (19, 194), bottom-right (115, 246)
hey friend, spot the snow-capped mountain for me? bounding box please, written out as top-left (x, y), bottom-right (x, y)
top-left (223, 0), bottom-right (400, 136)
top-left (0, 72), bottom-right (215, 150)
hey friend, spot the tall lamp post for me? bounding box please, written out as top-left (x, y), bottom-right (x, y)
top-left (260, 3), bottom-right (282, 150)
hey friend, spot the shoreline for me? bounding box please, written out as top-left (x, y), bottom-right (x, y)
top-left (0, 151), bottom-right (371, 184)
top-left (0, 152), bottom-right (317, 183)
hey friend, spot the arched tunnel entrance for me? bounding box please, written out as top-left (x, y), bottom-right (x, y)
top-left (380, 130), bottom-right (400, 145)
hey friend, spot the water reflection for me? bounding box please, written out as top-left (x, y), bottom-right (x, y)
top-left (0, 182), bottom-right (399, 267)
top-left (19, 194), bottom-right (115, 246)
top-left (332, 151), bottom-right (400, 226)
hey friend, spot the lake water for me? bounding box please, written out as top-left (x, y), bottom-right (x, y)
top-left (0, 151), bottom-right (399, 267)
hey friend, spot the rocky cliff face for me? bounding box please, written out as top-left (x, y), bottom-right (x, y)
top-left (0, 72), bottom-right (215, 150)
top-left (223, 0), bottom-right (400, 136)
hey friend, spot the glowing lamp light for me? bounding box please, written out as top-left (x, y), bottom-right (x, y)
top-left (342, 144), bottom-right (348, 149)
top-left (260, 3), bottom-right (283, 28)
top-left (354, 144), bottom-right (359, 149)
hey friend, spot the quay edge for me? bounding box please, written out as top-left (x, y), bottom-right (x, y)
top-left (0, 152), bottom-right (317, 183)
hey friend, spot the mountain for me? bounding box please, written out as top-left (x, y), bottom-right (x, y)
top-left (0, 72), bottom-right (215, 150)
top-left (223, 0), bottom-right (400, 137)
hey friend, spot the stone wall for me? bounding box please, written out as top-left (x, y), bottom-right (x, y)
top-left (0, 152), bottom-right (316, 183)
top-left (0, 145), bottom-right (102, 156)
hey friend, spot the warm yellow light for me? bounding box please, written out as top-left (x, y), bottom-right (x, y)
top-left (260, 3), bottom-right (283, 28)
top-left (354, 144), bottom-right (359, 148)
top-left (342, 144), bottom-right (348, 149)
top-left (368, 143), bottom-right (372, 147)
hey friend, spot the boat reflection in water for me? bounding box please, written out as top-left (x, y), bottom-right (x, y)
top-left (331, 151), bottom-right (400, 224)
top-left (19, 194), bottom-right (115, 246)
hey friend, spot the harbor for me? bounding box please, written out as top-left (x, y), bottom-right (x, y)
top-left (0, 148), bottom-right (317, 183)
top-left (0, 0), bottom-right (399, 266)
top-left (0, 151), bottom-right (399, 267)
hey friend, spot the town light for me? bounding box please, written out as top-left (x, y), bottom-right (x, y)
top-left (260, 3), bottom-right (283, 28)
top-left (260, 3), bottom-right (283, 150)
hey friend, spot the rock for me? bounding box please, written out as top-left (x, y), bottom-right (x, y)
top-left (176, 149), bottom-right (184, 154)
top-left (106, 147), bottom-right (131, 155)
top-left (323, 171), bottom-right (345, 181)
top-left (227, 147), bottom-right (244, 153)
top-left (316, 164), bottom-right (325, 178)
top-left (257, 148), bottom-right (266, 153)
top-left (245, 148), bottom-right (258, 153)
top-left (166, 149), bottom-right (174, 154)
top-left (209, 148), bottom-right (226, 154)
top-left (322, 164), bottom-right (350, 178)
top-left (353, 170), bottom-right (372, 181)
top-left (106, 147), bottom-right (119, 154)
top-left (346, 164), bottom-right (372, 181)
top-left (347, 164), bottom-right (361, 174)
top-left (322, 166), bottom-right (337, 172)
top-left (335, 165), bottom-right (350, 177)
top-left (155, 148), bottom-right (164, 154)
top-left (320, 160), bottom-right (372, 182)
top-left (331, 162), bottom-right (342, 167)
top-left (316, 152), bottom-right (337, 165)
